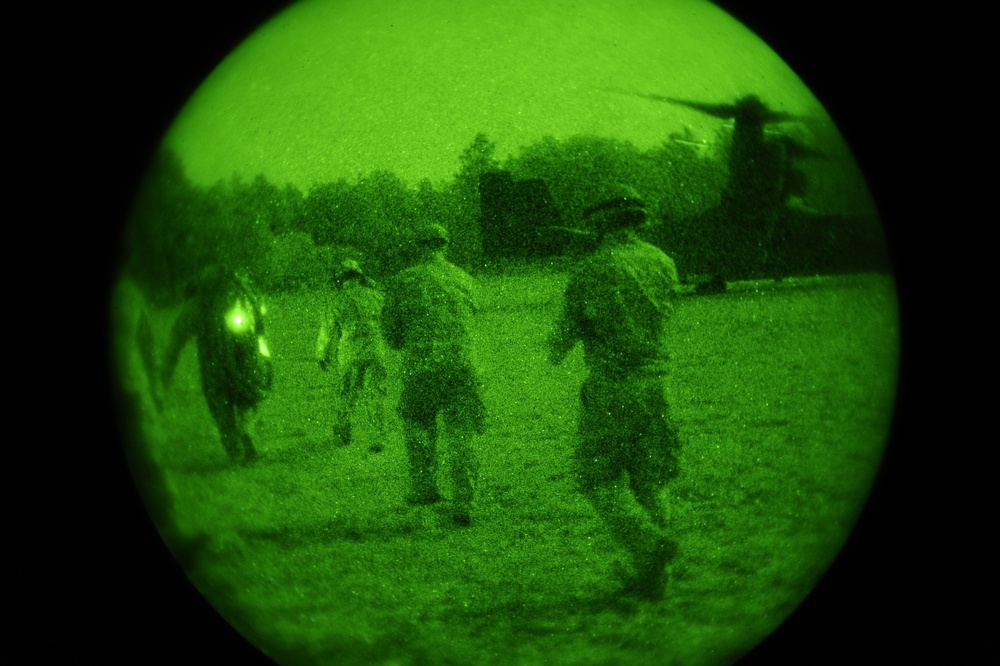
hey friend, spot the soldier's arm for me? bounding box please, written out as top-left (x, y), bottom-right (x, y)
top-left (548, 314), bottom-right (575, 366)
top-left (161, 302), bottom-right (196, 388)
top-left (466, 272), bottom-right (480, 317)
top-left (315, 310), bottom-right (340, 371)
top-left (660, 254), bottom-right (682, 319)
top-left (136, 310), bottom-right (165, 413)
top-left (547, 273), bottom-right (586, 365)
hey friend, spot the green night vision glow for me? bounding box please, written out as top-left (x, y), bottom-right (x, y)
top-left (110, 1), bottom-right (899, 664)
top-left (226, 305), bottom-right (253, 333)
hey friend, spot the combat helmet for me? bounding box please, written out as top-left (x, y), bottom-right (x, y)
top-left (583, 184), bottom-right (650, 235)
top-left (412, 223), bottom-right (450, 249)
top-left (334, 258), bottom-right (369, 286)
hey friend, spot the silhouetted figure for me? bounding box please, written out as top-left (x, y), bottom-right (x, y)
top-left (316, 259), bottom-right (390, 453)
top-left (549, 185), bottom-right (682, 601)
top-left (381, 224), bottom-right (485, 527)
top-left (111, 272), bottom-right (210, 570)
top-left (162, 266), bottom-right (273, 465)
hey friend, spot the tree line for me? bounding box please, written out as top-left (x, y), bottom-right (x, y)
top-left (122, 128), bottom-right (884, 305)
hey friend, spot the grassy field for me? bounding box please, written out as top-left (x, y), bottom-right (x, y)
top-left (135, 268), bottom-right (899, 666)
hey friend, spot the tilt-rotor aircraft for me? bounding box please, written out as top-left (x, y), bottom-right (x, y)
top-left (635, 93), bottom-right (823, 293)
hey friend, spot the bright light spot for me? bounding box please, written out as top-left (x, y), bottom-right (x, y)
top-left (225, 303), bottom-right (254, 333)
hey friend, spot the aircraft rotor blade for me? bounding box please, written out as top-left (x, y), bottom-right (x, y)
top-left (611, 90), bottom-right (805, 124)
top-left (628, 92), bottom-right (738, 120)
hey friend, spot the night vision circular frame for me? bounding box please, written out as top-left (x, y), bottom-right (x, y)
top-left (111, 0), bottom-right (899, 664)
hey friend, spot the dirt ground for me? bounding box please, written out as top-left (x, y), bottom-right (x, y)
top-left (125, 269), bottom-right (899, 665)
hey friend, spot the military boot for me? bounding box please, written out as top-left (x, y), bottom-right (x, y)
top-left (627, 536), bottom-right (678, 601)
top-left (220, 430), bottom-right (243, 463)
top-left (447, 429), bottom-right (478, 526)
top-left (240, 433), bottom-right (259, 465)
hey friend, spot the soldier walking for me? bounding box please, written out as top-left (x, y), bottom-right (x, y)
top-left (316, 258), bottom-right (390, 453)
top-left (381, 224), bottom-right (486, 527)
top-left (548, 185), bottom-right (683, 601)
top-left (162, 265), bottom-right (273, 465)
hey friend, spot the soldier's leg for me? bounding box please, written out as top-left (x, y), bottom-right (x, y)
top-left (623, 389), bottom-right (683, 599)
top-left (629, 474), bottom-right (669, 531)
top-left (630, 383), bottom-right (682, 536)
top-left (361, 361), bottom-right (389, 453)
top-left (234, 405), bottom-right (259, 464)
top-left (203, 378), bottom-right (241, 462)
top-left (331, 366), bottom-right (357, 447)
top-left (577, 377), bottom-right (639, 554)
top-left (577, 375), bottom-right (672, 600)
top-left (136, 309), bottom-right (164, 414)
top-left (627, 471), bottom-right (677, 595)
top-left (441, 370), bottom-right (485, 526)
top-left (399, 368), bottom-right (442, 504)
top-left (344, 363), bottom-right (363, 411)
top-left (402, 418), bottom-right (442, 504)
top-left (218, 412), bottom-right (241, 461)
top-left (630, 424), bottom-right (680, 535)
top-left (581, 476), bottom-right (673, 601)
top-left (442, 422), bottom-right (478, 525)
top-left (578, 471), bottom-right (662, 568)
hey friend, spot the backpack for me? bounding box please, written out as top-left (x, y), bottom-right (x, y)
top-left (214, 276), bottom-right (274, 408)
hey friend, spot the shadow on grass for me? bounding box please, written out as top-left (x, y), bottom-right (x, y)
top-left (239, 512), bottom-right (423, 548)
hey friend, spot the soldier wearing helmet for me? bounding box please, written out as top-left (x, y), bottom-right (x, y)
top-left (161, 265), bottom-right (273, 465)
top-left (316, 258), bottom-right (390, 452)
top-left (381, 223), bottom-right (485, 526)
top-left (548, 185), bottom-right (683, 601)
